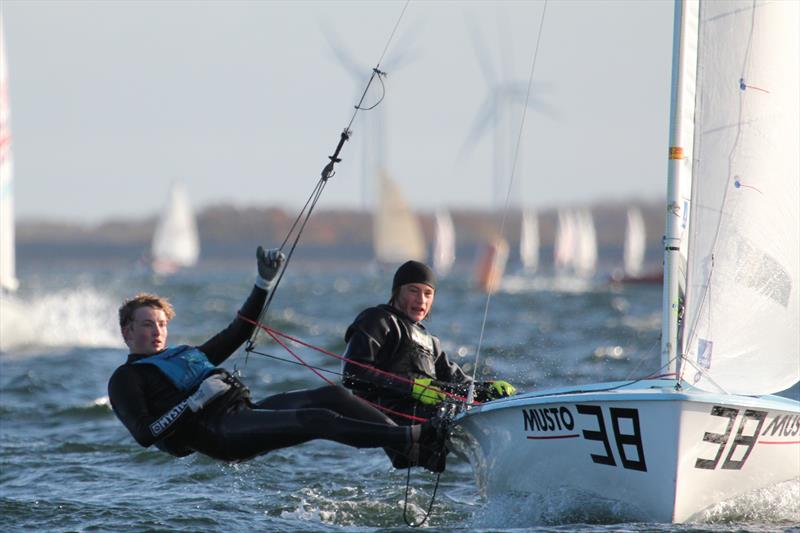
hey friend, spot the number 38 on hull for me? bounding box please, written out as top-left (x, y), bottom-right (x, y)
top-left (450, 379), bottom-right (800, 523)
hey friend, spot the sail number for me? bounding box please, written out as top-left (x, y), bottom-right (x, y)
top-left (695, 406), bottom-right (767, 470)
top-left (576, 404), bottom-right (647, 472)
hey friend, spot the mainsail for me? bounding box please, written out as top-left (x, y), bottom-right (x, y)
top-left (680, 0), bottom-right (800, 394)
top-left (0, 19), bottom-right (18, 292)
top-left (151, 183), bottom-right (200, 273)
top-left (373, 169), bottom-right (426, 264)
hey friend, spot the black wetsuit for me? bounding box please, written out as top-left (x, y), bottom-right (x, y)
top-left (343, 304), bottom-right (488, 424)
top-left (108, 286), bottom-right (412, 462)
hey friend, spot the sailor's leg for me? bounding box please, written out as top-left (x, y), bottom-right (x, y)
top-left (213, 404), bottom-right (412, 462)
top-left (254, 385), bottom-right (395, 425)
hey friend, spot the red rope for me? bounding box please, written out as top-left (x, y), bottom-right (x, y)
top-left (239, 314), bottom-right (475, 405)
top-left (241, 314), bottom-right (440, 422)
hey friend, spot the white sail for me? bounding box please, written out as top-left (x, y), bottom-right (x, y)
top-left (624, 207), bottom-right (646, 277)
top-left (681, 0), bottom-right (800, 395)
top-left (432, 210), bottom-right (455, 277)
top-left (575, 209), bottom-right (597, 278)
top-left (553, 209), bottom-right (574, 272)
top-left (151, 183), bottom-right (200, 273)
top-left (0, 19), bottom-right (18, 292)
top-left (373, 169), bottom-right (426, 264)
top-left (520, 209), bottom-right (539, 273)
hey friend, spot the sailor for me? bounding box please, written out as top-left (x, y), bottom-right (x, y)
top-left (342, 260), bottom-right (517, 428)
top-left (108, 247), bottom-right (444, 469)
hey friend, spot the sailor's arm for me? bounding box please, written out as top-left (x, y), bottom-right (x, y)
top-left (200, 246), bottom-right (283, 365)
top-left (199, 284), bottom-right (267, 366)
top-left (342, 310), bottom-right (410, 398)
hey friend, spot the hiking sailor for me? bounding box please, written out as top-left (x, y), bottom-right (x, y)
top-left (108, 247), bottom-right (444, 468)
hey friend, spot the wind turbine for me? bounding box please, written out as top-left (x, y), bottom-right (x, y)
top-left (321, 24), bottom-right (420, 209)
top-left (461, 9), bottom-right (557, 209)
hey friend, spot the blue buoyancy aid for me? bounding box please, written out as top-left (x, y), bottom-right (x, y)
top-left (133, 345), bottom-right (217, 392)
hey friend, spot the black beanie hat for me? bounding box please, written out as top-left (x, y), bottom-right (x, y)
top-left (392, 260), bottom-right (437, 291)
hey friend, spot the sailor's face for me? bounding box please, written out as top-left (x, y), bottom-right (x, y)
top-left (395, 283), bottom-right (435, 323)
top-left (124, 306), bottom-right (169, 354)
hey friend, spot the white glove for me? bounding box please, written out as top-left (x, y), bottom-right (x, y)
top-left (187, 374), bottom-right (231, 412)
top-left (255, 246), bottom-right (286, 291)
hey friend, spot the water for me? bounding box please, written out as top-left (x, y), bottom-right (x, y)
top-left (2, 253), bottom-right (798, 532)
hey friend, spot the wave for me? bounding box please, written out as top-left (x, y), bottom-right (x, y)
top-left (0, 287), bottom-right (120, 352)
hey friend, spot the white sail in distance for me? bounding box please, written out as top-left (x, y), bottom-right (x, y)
top-left (432, 210), bottom-right (455, 276)
top-left (624, 207), bottom-right (646, 277)
top-left (373, 169), bottom-right (426, 264)
top-left (0, 18), bottom-right (18, 292)
top-left (681, 0), bottom-right (800, 395)
top-left (151, 182), bottom-right (200, 272)
top-left (520, 209), bottom-right (539, 273)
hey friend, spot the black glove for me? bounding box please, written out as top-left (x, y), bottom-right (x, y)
top-left (255, 246), bottom-right (285, 290)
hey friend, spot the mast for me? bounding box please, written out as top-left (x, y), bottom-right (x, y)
top-left (661, 0), bottom-right (698, 373)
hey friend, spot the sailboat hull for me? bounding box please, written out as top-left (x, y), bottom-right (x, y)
top-left (451, 379), bottom-right (800, 523)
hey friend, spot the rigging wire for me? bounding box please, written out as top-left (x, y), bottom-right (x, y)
top-left (240, 0), bottom-right (412, 365)
top-left (468, 0), bottom-right (549, 402)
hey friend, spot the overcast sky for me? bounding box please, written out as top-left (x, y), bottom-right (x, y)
top-left (2, 0), bottom-right (674, 223)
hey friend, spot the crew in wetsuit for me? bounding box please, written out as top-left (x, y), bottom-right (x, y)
top-left (342, 260), bottom-right (518, 425)
top-left (108, 247), bottom-right (442, 468)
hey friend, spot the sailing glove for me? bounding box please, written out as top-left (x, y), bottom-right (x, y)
top-left (412, 377), bottom-right (446, 405)
top-left (256, 246), bottom-right (285, 291)
top-left (486, 380), bottom-right (517, 400)
top-left (187, 374), bottom-right (231, 412)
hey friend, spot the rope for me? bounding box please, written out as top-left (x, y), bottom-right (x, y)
top-left (403, 469), bottom-right (441, 527)
top-left (468, 0), bottom-right (549, 400)
top-left (242, 1), bottom-right (412, 361)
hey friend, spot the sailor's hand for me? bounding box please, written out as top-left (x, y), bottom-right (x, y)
top-left (486, 380), bottom-right (517, 400)
top-left (412, 377), bottom-right (446, 406)
top-left (256, 246), bottom-right (285, 290)
top-left (187, 374), bottom-right (231, 412)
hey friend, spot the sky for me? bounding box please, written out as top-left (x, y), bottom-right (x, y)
top-left (2, 0), bottom-right (675, 223)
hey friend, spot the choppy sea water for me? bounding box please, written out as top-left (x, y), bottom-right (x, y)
top-left (1, 252), bottom-right (798, 532)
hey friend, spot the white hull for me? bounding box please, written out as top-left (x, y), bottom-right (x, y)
top-left (451, 379), bottom-right (800, 523)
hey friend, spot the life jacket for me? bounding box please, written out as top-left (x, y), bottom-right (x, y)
top-left (384, 318), bottom-right (438, 381)
top-left (133, 345), bottom-right (217, 392)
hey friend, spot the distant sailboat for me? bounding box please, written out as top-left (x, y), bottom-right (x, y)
top-left (373, 169), bottom-right (426, 265)
top-left (554, 208), bottom-right (596, 279)
top-left (0, 19), bottom-right (18, 292)
top-left (612, 206), bottom-right (663, 284)
top-left (150, 183), bottom-right (200, 275)
top-left (519, 209), bottom-right (539, 273)
top-left (474, 236), bottom-right (508, 294)
top-left (432, 210), bottom-right (455, 277)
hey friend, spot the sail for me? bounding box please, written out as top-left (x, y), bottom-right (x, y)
top-left (520, 209), bottom-right (539, 273)
top-left (151, 183), bottom-right (200, 272)
top-left (0, 19), bottom-right (18, 292)
top-left (432, 210), bottom-right (455, 276)
top-left (373, 169), bottom-right (426, 264)
top-left (553, 209), bottom-right (574, 272)
top-left (624, 207), bottom-right (646, 277)
top-left (682, 0), bottom-right (800, 394)
top-left (575, 209), bottom-right (597, 278)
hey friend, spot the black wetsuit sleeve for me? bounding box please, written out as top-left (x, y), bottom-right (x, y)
top-left (198, 285), bottom-right (267, 366)
top-left (342, 308), bottom-right (411, 399)
top-left (432, 337), bottom-right (474, 396)
top-left (108, 365), bottom-right (192, 448)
